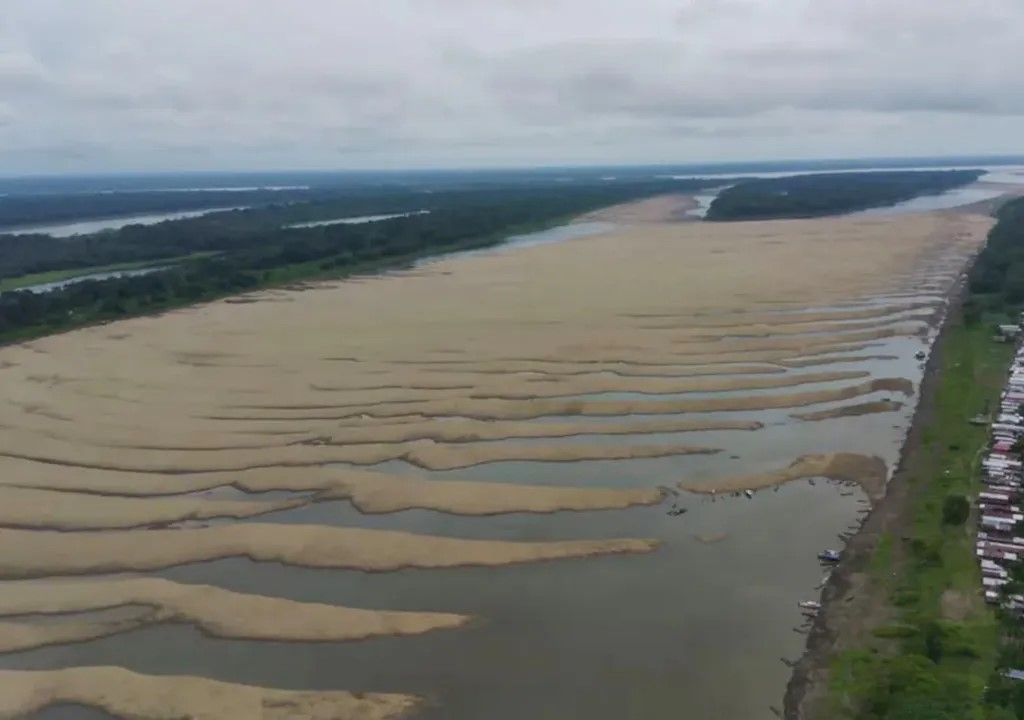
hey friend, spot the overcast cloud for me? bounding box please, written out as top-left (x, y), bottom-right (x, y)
top-left (0, 0), bottom-right (1020, 173)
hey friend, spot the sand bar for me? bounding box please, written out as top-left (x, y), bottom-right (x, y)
top-left (681, 453), bottom-right (888, 500)
top-left (0, 666), bottom-right (418, 720)
top-left (0, 525), bottom-right (658, 578)
top-left (0, 486), bottom-right (300, 530)
top-left (0, 461), bottom-right (664, 515)
top-left (0, 577), bottom-right (468, 652)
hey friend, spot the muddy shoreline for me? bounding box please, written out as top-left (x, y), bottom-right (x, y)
top-left (781, 278), bottom-right (964, 719)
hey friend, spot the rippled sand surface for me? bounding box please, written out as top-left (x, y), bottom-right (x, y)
top-left (0, 199), bottom-right (992, 718)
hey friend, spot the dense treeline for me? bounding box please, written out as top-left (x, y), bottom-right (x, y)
top-left (823, 200), bottom-right (1024, 720)
top-left (0, 179), bottom-right (705, 340)
top-left (966, 197), bottom-right (1024, 321)
top-left (705, 170), bottom-right (983, 221)
top-left (0, 180), bottom-right (713, 280)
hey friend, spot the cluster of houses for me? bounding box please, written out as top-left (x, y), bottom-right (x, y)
top-left (979, 344), bottom-right (1024, 606)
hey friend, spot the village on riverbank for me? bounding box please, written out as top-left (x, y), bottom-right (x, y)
top-left (978, 323), bottom-right (1024, 607)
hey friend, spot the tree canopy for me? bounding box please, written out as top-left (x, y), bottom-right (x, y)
top-left (705, 170), bottom-right (983, 221)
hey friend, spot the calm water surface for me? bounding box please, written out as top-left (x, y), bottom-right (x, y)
top-left (285, 210), bottom-right (430, 229)
top-left (21, 266), bottom-right (172, 295)
top-left (0, 207), bottom-right (245, 238)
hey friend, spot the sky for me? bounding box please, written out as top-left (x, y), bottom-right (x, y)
top-left (0, 0), bottom-right (1021, 174)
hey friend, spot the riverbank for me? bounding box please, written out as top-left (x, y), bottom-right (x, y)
top-left (783, 284), bottom-right (1014, 718)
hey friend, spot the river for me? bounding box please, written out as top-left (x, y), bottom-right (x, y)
top-left (19, 266), bottom-right (172, 294)
top-left (0, 207), bottom-right (246, 238)
top-left (0, 204), bottom-right (970, 720)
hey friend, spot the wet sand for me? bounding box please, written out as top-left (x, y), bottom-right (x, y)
top-left (0, 195), bottom-right (994, 718)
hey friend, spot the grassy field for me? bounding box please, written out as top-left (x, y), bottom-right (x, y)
top-left (0, 253), bottom-right (219, 292)
top-left (827, 320), bottom-right (1013, 719)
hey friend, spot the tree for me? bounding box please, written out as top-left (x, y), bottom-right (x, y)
top-left (942, 494), bottom-right (970, 526)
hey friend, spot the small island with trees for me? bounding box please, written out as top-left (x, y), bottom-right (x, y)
top-left (706, 169), bottom-right (984, 221)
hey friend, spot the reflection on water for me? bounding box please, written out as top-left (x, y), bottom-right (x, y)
top-left (21, 266), bottom-right (171, 295)
top-left (686, 187), bottom-right (729, 218)
top-left (0, 207), bottom-right (245, 238)
top-left (851, 186), bottom-right (1006, 216)
top-left (285, 210), bottom-right (430, 229)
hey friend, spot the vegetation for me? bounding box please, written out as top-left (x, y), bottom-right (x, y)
top-left (0, 179), bottom-right (707, 342)
top-left (942, 495), bottom-right (971, 526)
top-left (828, 321), bottom-right (1010, 720)
top-left (705, 170), bottom-right (982, 221)
top-left (826, 197), bottom-right (1024, 719)
top-left (967, 198), bottom-right (1024, 319)
top-left (0, 180), bottom-right (711, 280)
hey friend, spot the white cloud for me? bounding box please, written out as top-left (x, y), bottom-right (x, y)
top-left (0, 0), bottom-right (1021, 173)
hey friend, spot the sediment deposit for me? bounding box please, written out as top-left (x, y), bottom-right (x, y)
top-left (0, 196), bottom-right (992, 718)
top-left (0, 667), bottom-right (419, 720)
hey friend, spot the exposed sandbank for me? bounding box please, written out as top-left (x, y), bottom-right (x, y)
top-left (201, 377), bottom-right (913, 423)
top-left (0, 414), bottom-right (763, 453)
top-left (0, 432), bottom-right (719, 472)
top-left (0, 461), bottom-right (664, 515)
top-left (0, 577), bottom-right (468, 652)
top-left (223, 369), bottom-right (869, 406)
top-left (0, 485), bottom-right (300, 530)
top-left (0, 205), bottom-right (992, 715)
top-left (792, 400), bottom-right (905, 422)
top-left (0, 525), bottom-right (658, 578)
top-left (576, 193), bottom-right (697, 223)
top-left (681, 453), bottom-right (888, 501)
top-left (0, 667), bottom-right (418, 720)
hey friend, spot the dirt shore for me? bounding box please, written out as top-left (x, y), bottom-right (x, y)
top-left (782, 280), bottom-right (965, 719)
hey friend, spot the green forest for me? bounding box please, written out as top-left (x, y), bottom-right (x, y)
top-left (967, 197), bottom-right (1024, 320)
top-left (0, 179), bottom-right (708, 342)
top-left (706, 170), bottom-right (983, 221)
top-left (825, 197), bottom-right (1024, 720)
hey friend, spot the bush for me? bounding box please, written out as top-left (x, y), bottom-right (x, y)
top-left (942, 495), bottom-right (970, 526)
top-left (873, 624), bottom-right (919, 639)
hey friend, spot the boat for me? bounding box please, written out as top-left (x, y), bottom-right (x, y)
top-left (743, 489), bottom-right (754, 499)
top-left (818, 549), bottom-right (841, 562)
top-left (915, 350), bottom-right (927, 360)
top-left (798, 601), bottom-right (821, 610)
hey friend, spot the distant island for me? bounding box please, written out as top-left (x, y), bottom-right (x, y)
top-left (705, 169), bottom-right (984, 221)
